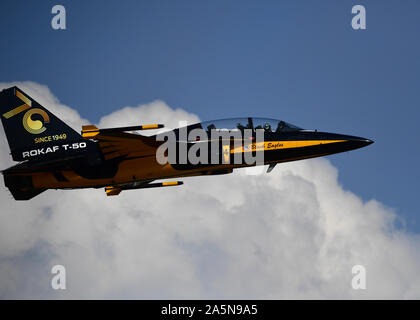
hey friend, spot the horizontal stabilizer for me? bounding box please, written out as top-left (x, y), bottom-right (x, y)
top-left (3, 174), bottom-right (46, 200)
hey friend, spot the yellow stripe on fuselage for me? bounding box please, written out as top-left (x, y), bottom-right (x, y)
top-left (231, 140), bottom-right (346, 153)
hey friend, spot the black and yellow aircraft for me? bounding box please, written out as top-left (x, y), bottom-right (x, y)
top-left (0, 86), bottom-right (373, 200)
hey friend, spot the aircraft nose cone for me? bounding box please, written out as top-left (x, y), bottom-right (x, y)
top-left (319, 132), bottom-right (374, 152)
top-left (365, 138), bottom-right (374, 145)
top-left (344, 136), bottom-right (374, 150)
top-left (357, 138), bottom-right (374, 146)
top-left (354, 137), bottom-right (374, 147)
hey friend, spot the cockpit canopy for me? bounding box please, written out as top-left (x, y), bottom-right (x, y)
top-left (198, 117), bottom-right (302, 133)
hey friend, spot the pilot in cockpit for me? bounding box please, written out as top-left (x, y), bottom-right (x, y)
top-left (263, 123), bottom-right (272, 132)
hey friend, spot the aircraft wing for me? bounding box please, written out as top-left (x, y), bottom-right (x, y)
top-left (82, 125), bottom-right (163, 160)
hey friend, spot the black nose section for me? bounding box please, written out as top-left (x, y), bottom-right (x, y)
top-left (351, 137), bottom-right (374, 148)
top-left (363, 138), bottom-right (374, 146)
top-left (317, 132), bottom-right (374, 152)
top-left (349, 137), bottom-right (374, 149)
top-left (334, 134), bottom-right (374, 151)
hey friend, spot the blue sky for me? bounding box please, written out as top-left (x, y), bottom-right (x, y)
top-left (1, 1), bottom-right (419, 231)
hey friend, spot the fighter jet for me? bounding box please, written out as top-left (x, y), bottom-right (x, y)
top-left (0, 86), bottom-right (373, 200)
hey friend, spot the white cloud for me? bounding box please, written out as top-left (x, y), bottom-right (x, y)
top-left (0, 82), bottom-right (419, 299)
top-left (98, 100), bottom-right (200, 135)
